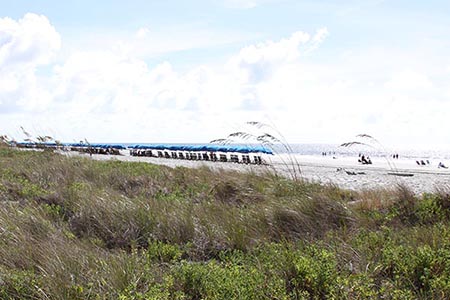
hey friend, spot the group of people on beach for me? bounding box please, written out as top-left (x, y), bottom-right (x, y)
top-left (358, 154), bottom-right (372, 165)
top-left (415, 159), bottom-right (448, 169)
top-left (416, 160), bottom-right (430, 166)
top-left (321, 151), bottom-right (335, 156)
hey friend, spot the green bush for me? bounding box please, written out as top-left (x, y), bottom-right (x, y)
top-left (0, 270), bottom-right (42, 299)
top-left (288, 245), bottom-right (339, 299)
top-left (171, 259), bottom-right (285, 300)
top-left (147, 240), bottom-right (183, 263)
top-left (417, 194), bottom-right (446, 224)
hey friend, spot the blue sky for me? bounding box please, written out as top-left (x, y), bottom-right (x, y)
top-left (1, 0), bottom-right (450, 147)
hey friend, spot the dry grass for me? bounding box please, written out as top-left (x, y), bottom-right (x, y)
top-left (211, 121), bottom-right (303, 181)
top-left (0, 147), bottom-right (450, 298)
top-left (0, 148), bottom-right (353, 253)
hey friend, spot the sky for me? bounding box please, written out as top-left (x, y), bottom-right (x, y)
top-left (1, 0), bottom-right (450, 148)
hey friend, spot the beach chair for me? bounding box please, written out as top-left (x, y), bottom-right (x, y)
top-left (438, 162), bottom-right (448, 169)
top-left (253, 156), bottom-right (262, 164)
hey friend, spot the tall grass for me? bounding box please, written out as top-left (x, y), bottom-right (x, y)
top-left (340, 133), bottom-right (399, 173)
top-left (211, 121), bottom-right (303, 181)
top-left (0, 147), bottom-right (449, 298)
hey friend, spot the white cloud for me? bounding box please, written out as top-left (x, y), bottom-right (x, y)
top-left (1, 13), bottom-right (449, 147)
top-left (385, 70), bottom-right (433, 90)
top-left (52, 51), bottom-right (150, 113)
top-left (227, 29), bottom-right (327, 84)
top-left (135, 27), bottom-right (150, 39)
top-left (306, 27), bottom-right (329, 54)
top-left (0, 13), bottom-right (60, 113)
top-left (0, 13), bottom-right (60, 69)
top-left (62, 25), bottom-right (258, 62)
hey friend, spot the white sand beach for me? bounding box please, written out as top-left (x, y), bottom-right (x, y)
top-left (69, 151), bottom-right (450, 194)
top-left (271, 154), bottom-right (450, 194)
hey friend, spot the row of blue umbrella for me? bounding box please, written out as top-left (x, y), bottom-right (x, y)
top-left (66, 143), bottom-right (127, 150)
top-left (128, 144), bottom-right (273, 154)
top-left (17, 142), bottom-right (127, 150)
top-left (16, 142), bottom-right (273, 154)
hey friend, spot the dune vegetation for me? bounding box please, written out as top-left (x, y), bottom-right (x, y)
top-left (0, 144), bottom-right (450, 299)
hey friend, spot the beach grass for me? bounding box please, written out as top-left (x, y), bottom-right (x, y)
top-left (0, 147), bottom-right (450, 299)
top-left (210, 121), bottom-right (304, 181)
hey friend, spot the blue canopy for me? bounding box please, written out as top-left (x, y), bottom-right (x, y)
top-left (127, 144), bottom-right (273, 154)
top-left (16, 142), bottom-right (273, 154)
top-left (64, 143), bottom-right (126, 150)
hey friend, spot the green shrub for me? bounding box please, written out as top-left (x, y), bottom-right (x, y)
top-left (147, 240), bottom-right (183, 263)
top-left (0, 270), bottom-right (42, 299)
top-left (171, 259), bottom-right (285, 300)
top-left (288, 245), bottom-right (339, 299)
top-left (417, 194), bottom-right (446, 224)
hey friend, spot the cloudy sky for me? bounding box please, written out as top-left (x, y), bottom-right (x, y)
top-left (1, 0), bottom-right (450, 148)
